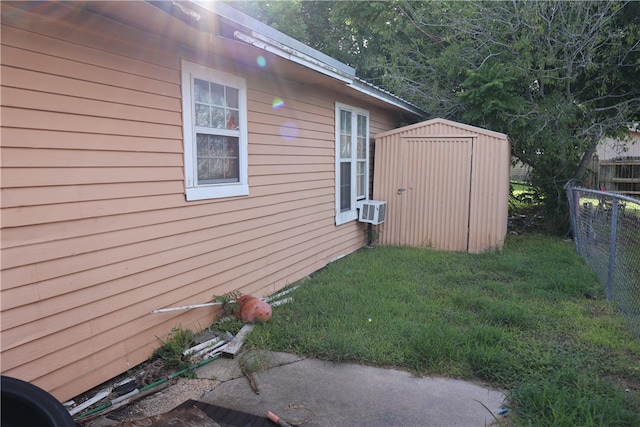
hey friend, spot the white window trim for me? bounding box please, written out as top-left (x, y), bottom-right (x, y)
top-left (335, 103), bottom-right (370, 225)
top-left (181, 59), bottom-right (249, 201)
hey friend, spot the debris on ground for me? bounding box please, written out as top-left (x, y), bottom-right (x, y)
top-left (67, 287), bottom-right (296, 426)
top-left (222, 324), bottom-right (255, 359)
top-left (114, 406), bottom-right (221, 427)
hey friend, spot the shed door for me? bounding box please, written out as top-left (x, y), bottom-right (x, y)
top-left (397, 136), bottom-right (473, 250)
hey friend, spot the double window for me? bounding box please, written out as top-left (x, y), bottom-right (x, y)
top-left (335, 103), bottom-right (369, 225)
top-left (181, 60), bottom-right (248, 201)
top-left (181, 64), bottom-right (370, 217)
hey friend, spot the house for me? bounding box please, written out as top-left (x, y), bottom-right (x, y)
top-left (0, 1), bottom-right (424, 401)
top-left (596, 126), bottom-right (640, 161)
top-left (589, 127), bottom-right (640, 195)
top-left (509, 159), bottom-right (531, 182)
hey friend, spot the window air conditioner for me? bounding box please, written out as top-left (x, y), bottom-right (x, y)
top-left (356, 200), bottom-right (387, 224)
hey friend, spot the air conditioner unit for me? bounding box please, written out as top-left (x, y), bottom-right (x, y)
top-left (356, 200), bottom-right (387, 224)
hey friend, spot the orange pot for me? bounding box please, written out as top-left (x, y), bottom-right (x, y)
top-left (235, 295), bottom-right (272, 323)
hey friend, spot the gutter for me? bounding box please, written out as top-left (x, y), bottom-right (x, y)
top-left (192, 0), bottom-right (354, 77)
top-left (232, 30), bottom-right (353, 84)
top-left (350, 78), bottom-right (427, 118)
top-left (150, 0), bottom-right (427, 117)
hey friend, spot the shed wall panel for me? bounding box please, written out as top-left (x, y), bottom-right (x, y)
top-left (373, 118), bottom-right (509, 253)
top-left (403, 137), bottom-right (472, 250)
top-left (467, 134), bottom-right (510, 252)
top-left (372, 134), bottom-right (403, 243)
top-left (0, 2), bottom-right (405, 401)
top-left (375, 137), bottom-right (472, 250)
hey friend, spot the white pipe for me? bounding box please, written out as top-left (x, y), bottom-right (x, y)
top-left (264, 285), bottom-right (299, 302)
top-left (204, 344), bottom-right (228, 360)
top-left (183, 337), bottom-right (223, 357)
top-left (152, 302), bottom-right (222, 313)
top-left (110, 388), bottom-right (139, 406)
top-left (270, 297), bottom-right (293, 307)
top-left (153, 283), bottom-right (298, 314)
top-left (190, 340), bottom-right (228, 362)
top-left (68, 391), bottom-right (110, 416)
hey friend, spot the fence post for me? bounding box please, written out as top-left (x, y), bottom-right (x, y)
top-left (572, 187), bottom-right (581, 255)
top-left (606, 198), bottom-right (619, 301)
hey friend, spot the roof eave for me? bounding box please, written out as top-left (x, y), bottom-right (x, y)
top-left (349, 79), bottom-right (427, 118)
top-left (149, 0), bottom-right (425, 117)
top-left (191, 1), bottom-right (355, 78)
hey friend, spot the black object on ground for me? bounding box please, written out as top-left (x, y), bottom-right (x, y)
top-left (113, 381), bottom-right (139, 396)
top-left (1, 375), bottom-right (77, 427)
top-left (175, 399), bottom-right (299, 427)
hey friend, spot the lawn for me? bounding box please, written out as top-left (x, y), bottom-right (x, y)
top-left (245, 233), bottom-right (640, 426)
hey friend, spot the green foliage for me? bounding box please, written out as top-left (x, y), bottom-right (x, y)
top-left (152, 326), bottom-right (197, 374)
top-left (459, 63), bottom-right (528, 128)
top-left (232, 1), bottom-right (639, 232)
top-left (224, 1), bottom-right (310, 43)
top-left (224, 1), bottom-right (397, 81)
top-left (387, 1), bottom-right (639, 233)
top-left (247, 238), bottom-right (640, 426)
top-left (214, 291), bottom-right (243, 317)
top-left (509, 181), bottom-right (541, 214)
top-left (238, 350), bottom-right (273, 375)
top-left (207, 316), bottom-right (243, 337)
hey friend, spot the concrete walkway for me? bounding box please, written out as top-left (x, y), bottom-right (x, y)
top-left (195, 352), bottom-right (506, 427)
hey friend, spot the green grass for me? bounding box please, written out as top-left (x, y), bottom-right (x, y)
top-left (245, 234), bottom-right (640, 426)
top-left (152, 326), bottom-right (198, 374)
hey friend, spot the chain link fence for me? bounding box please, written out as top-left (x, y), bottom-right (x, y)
top-left (565, 182), bottom-right (640, 339)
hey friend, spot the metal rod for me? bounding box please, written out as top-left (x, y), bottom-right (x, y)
top-left (569, 187), bottom-right (580, 254)
top-left (606, 198), bottom-right (619, 301)
top-left (152, 302), bottom-right (222, 313)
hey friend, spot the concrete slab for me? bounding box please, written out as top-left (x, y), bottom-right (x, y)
top-left (197, 352), bottom-right (506, 427)
top-left (196, 352), bottom-right (304, 383)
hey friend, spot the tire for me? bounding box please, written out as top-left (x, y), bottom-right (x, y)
top-left (1, 375), bottom-right (76, 427)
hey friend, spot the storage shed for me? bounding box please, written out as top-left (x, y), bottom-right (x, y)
top-left (372, 118), bottom-right (510, 252)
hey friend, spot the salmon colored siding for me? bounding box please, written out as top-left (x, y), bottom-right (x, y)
top-left (0, 2), bottom-right (406, 401)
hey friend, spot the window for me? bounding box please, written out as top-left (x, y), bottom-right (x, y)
top-left (335, 103), bottom-right (369, 225)
top-left (181, 60), bottom-right (248, 201)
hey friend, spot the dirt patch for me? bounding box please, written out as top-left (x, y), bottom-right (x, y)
top-left (106, 378), bottom-right (220, 425)
top-left (76, 376), bottom-right (222, 426)
top-left (113, 406), bottom-right (221, 427)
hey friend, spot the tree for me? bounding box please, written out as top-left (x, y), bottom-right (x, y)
top-left (382, 1), bottom-right (640, 232)
top-left (230, 0), bottom-right (640, 233)
top-left (225, 1), bottom-right (399, 81)
top-left (224, 1), bottom-right (311, 43)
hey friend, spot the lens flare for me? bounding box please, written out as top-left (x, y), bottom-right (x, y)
top-left (280, 121), bottom-right (299, 141)
top-left (272, 98), bottom-right (285, 109)
top-left (256, 56), bottom-right (266, 67)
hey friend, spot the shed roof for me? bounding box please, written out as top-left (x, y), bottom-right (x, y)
top-left (376, 118), bottom-right (508, 139)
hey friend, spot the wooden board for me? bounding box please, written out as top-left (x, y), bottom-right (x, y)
top-left (222, 324), bottom-right (254, 358)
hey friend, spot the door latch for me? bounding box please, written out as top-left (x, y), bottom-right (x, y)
top-left (397, 188), bottom-right (406, 195)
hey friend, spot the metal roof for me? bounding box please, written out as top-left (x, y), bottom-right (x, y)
top-left (186, 0), bottom-right (426, 118)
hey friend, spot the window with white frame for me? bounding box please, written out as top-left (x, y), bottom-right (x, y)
top-left (181, 60), bottom-right (248, 201)
top-left (335, 103), bottom-right (369, 225)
